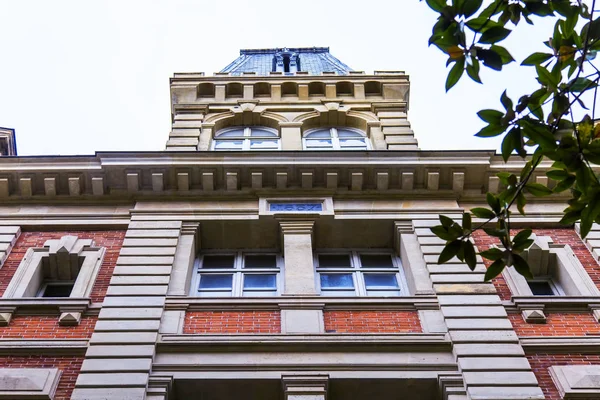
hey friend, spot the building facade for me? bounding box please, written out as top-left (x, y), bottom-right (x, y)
top-left (0, 47), bottom-right (598, 400)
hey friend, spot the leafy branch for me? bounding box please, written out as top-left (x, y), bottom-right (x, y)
top-left (423, 0), bottom-right (600, 280)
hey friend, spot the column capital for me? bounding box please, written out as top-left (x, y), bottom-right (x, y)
top-left (278, 219), bottom-right (316, 235)
top-left (394, 220), bottom-right (414, 234)
top-left (282, 375), bottom-right (328, 400)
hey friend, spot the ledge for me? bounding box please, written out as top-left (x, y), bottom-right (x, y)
top-left (158, 333), bottom-right (450, 353)
top-left (504, 296), bottom-right (600, 312)
top-left (520, 336), bottom-right (600, 353)
top-left (0, 297), bottom-right (92, 313)
top-left (165, 295), bottom-right (439, 311)
top-left (0, 339), bottom-right (88, 355)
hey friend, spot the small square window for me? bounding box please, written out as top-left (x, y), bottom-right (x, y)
top-left (199, 274), bottom-right (233, 290)
top-left (202, 255), bottom-right (235, 269)
top-left (360, 254), bottom-right (394, 268)
top-left (318, 254), bottom-right (351, 268)
top-left (244, 255), bottom-right (277, 269)
top-left (39, 283), bottom-right (74, 298)
top-left (320, 273), bottom-right (354, 289)
top-left (527, 280), bottom-right (556, 296)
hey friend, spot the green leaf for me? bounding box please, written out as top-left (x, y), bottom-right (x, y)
top-left (546, 169), bottom-right (570, 180)
top-left (462, 212), bottom-right (472, 231)
top-left (466, 58), bottom-right (482, 83)
top-left (576, 167), bottom-right (591, 195)
top-left (516, 192), bottom-right (526, 215)
top-left (446, 58), bottom-right (465, 91)
top-left (487, 192), bottom-right (501, 212)
top-left (475, 124), bottom-right (506, 137)
top-left (553, 176), bottom-right (576, 193)
top-left (569, 78), bottom-right (598, 92)
top-left (431, 225), bottom-right (458, 241)
top-left (477, 48), bottom-right (503, 70)
top-left (490, 45), bottom-right (515, 64)
top-left (559, 210), bottom-right (581, 225)
top-left (426, 0), bottom-right (447, 12)
top-left (525, 183), bottom-right (553, 196)
top-left (438, 240), bottom-right (462, 264)
top-left (513, 229), bottom-right (532, 245)
top-left (479, 26), bottom-right (511, 44)
top-left (477, 109), bottom-right (504, 124)
top-left (440, 215), bottom-right (455, 228)
top-left (536, 65), bottom-right (558, 87)
top-left (500, 90), bottom-right (513, 111)
top-left (466, 16), bottom-right (501, 32)
top-left (501, 127), bottom-right (522, 162)
top-left (470, 207), bottom-right (496, 219)
top-left (460, 0), bottom-right (483, 17)
top-left (521, 52), bottom-right (553, 66)
top-left (480, 247), bottom-right (504, 261)
top-left (512, 254), bottom-right (533, 279)
top-left (463, 241), bottom-right (477, 270)
top-left (484, 259), bottom-right (505, 281)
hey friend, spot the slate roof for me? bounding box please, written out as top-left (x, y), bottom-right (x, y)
top-left (220, 47), bottom-right (352, 76)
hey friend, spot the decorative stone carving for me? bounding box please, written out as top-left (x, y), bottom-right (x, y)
top-left (550, 365), bottom-right (600, 399)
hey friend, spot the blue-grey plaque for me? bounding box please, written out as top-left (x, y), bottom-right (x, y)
top-left (269, 202), bottom-right (323, 212)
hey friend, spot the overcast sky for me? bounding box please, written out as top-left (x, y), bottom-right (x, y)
top-left (0, 1), bottom-right (558, 156)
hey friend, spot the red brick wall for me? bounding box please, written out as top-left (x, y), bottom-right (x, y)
top-left (324, 311), bottom-right (422, 333)
top-left (473, 229), bottom-right (600, 300)
top-left (528, 354), bottom-right (600, 400)
top-left (0, 230), bottom-right (125, 302)
top-left (0, 355), bottom-right (83, 400)
top-left (184, 311), bottom-right (281, 334)
top-left (0, 315), bottom-right (97, 339)
top-left (510, 313), bottom-right (600, 336)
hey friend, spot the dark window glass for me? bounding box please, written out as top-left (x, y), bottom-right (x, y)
top-left (360, 254), bottom-right (394, 268)
top-left (364, 274), bottom-right (399, 289)
top-left (245, 255), bottom-right (277, 269)
top-left (202, 255), bottom-right (235, 269)
top-left (527, 281), bottom-right (555, 295)
top-left (318, 254), bottom-right (351, 268)
top-left (243, 274), bottom-right (277, 289)
top-left (199, 274), bottom-right (233, 290)
top-left (42, 284), bottom-right (73, 298)
top-left (320, 273), bottom-right (354, 288)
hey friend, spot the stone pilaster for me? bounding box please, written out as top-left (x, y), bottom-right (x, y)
top-left (372, 103), bottom-right (418, 150)
top-left (414, 219), bottom-right (544, 400)
top-left (165, 105), bottom-right (207, 151)
top-left (282, 375), bottom-right (328, 400)
top-left (0, 226), bottom-right (20, 268)
top-left (278, 219), bottom-right (317, 295)
top-left (71, 220), bottom-right (182, 400)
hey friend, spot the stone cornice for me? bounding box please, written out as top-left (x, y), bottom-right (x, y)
top-left (520, 336), bottom-right (600, 353)
top-left (0, 339), bottom-right (88, 355)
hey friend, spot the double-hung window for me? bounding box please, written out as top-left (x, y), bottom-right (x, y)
top-left (315, 251), bottom-right (406, 296)
top-left (212, 127), bottom-right (280, 151)
top-left (191, 252), bottom-right (281, 297)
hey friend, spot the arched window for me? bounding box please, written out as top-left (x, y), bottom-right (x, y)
top-left (303, 127), bottom-right (369, 150)
top-left (212, 127), bottom-right (280, 151)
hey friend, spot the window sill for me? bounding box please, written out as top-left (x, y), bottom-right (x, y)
top-left (166, 295), bottom-right (438, 311)
top-left (0, 297), bottom-right (92, 326)
top-left (503, 296), bottom-right (600, 324)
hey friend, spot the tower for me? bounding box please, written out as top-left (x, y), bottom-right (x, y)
top-left (0, 47), bottom-right (598, 400)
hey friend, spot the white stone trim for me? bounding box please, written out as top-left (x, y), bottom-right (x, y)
top-left (549, 365), bottom-right (600, 399)
top-left (0, 368), bottom-right (61, 399)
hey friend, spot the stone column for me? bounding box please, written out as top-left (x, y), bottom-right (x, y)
top-left (280, 122), bottom-right (303, 150)
top-left (71, 220), bottom-right (183, 400)
top-left (279, 219), bottom-right (317, 295)
top-left (282, 375), bottom-right (328, 400)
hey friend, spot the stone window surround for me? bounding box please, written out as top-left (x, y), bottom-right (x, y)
top-left (0, 235), bottom-right (105, 326)
top-left (502, 234), bottom-right (600, 323)
top-left (211, 126), bottom-right (281, 151)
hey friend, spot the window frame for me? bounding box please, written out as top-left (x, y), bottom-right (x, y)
top-left (212, 126), bottom-right (281, 151)
top-left (525, 276), bottom-right (564, 296)
top-left (190, 250), bottom-right (283, 297)
top-left (302, 127), bottom-right (370, 151)
top-left (37, 281), bottom-right (76, 298)
top-left (314, 249), bottom-right (408, 297)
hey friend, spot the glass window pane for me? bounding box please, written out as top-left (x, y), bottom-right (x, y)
top-left (364, 274), bottom-right (399, 289)
top-left (360, 254), bottom-right (394, 268)
top-left (243, 274), bottom-right (277, 289)
top-left (305, 129), bottom-right (332, 138)
top-left (217, 129), bottom-right (245, 137)
top-left (199, 274), bottom-right (233, 289)
top-left (214, 140), bottom-right (243, 150)
top-left (340, 138), bottom-right (367, 148)
top-left (527, 281), bottom-right (555, 295)
top-left (337, 129), bottom-right (363, 137)
top-left (42, 284), bottom-right (73, 298)
top-left (245, 255), bottom-right (277, 269)
top-left (318, 254), bottom-right (351, 268)
top-left (305, 139), bottom-right (333, 148)
top-left (250, 128), bottom-right (277, 137)
top-left (250, 139), bottom-right (279, 149)
top-left (320, 273), bottom-right (354, 289)
top-left (202, 255), bottom-right (235, 269)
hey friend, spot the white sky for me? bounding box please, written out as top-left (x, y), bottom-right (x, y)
top-left (0, 0), bottom-right (558, 156)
